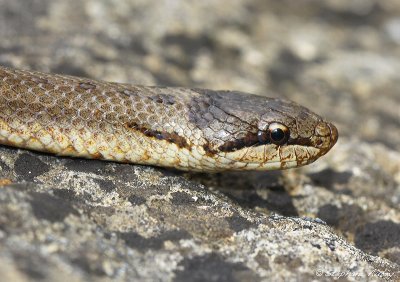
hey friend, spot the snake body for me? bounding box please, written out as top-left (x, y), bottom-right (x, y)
top-left (0, 66), bottom-right (338, 172)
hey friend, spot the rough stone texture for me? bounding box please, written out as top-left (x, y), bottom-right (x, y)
top-left (0, 0), bottom-right (399, 281)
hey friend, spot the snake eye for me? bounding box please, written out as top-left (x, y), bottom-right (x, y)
top-left (268, 122), bottom-right (289, 145)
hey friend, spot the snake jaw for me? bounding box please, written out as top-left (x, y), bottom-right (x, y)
top-left (209, 120), bottom-right (338, 171)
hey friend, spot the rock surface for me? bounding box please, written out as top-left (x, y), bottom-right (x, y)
top-left (0, 0), bottom-right (399, 281)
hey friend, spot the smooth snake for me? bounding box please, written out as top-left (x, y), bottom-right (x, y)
top-left (0, 66), bottom-right (338, 172)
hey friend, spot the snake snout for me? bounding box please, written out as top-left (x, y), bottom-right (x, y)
top-left (313, 121), bottom-right (338, 154)
top-left (327, 122), bottom-right (338, 148)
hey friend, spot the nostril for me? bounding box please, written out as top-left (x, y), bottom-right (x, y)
top-left (315, 139), bottom-right (323, 147)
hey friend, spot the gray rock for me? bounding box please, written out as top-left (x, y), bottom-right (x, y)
top-left (0, 0), bottom-right (399, 281)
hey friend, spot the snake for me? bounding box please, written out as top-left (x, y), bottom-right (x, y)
top-left (0, 65), bottom-right (338, 172)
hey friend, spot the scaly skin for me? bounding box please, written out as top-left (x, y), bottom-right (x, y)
top-left (0, 66), bottom-right (338, 172)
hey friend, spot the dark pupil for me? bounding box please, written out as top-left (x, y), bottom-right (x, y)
top-left (270, 128), bottom-right (285, 141)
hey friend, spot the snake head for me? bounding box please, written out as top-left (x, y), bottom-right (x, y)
top-left (192, 90), bottom-right (338, 171)
top-left (253, 98), bottom-right (339, 170)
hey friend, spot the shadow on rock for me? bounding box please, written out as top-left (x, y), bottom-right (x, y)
top-left (186, 171), bottom-right (299, 217)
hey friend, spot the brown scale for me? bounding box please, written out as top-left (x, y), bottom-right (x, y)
top-left (0, 65), bottom-right (338, 171)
